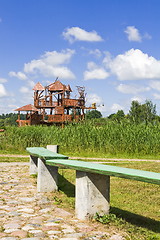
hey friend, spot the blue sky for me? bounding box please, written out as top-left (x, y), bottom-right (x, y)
top-left (1, 0), bottom-right (160, 116)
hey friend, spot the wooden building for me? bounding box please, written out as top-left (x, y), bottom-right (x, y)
top-left (15, 79), bottom-right (96, 127)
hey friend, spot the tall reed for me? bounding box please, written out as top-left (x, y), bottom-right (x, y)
top-left (1, 120), bottom-right (160, 157)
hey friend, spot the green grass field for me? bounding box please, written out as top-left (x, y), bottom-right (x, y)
top-left (44, 161), bottom-right (160, 240)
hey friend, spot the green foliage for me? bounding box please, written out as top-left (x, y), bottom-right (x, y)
top-left (128, 100), bottom-right (157, 124)
top-left (85, 110), bottom-right (102, 119)
top-left (1, 120), bottom-right (160, 158)
top-left (108, 110), bottom-right (125, 122)
top-left (94, 212), bottom-right (123, 225)
top-left (0, 113), bottom-right (25, 127)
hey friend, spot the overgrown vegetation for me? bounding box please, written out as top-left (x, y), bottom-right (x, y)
top-left (1, 120), bottom-right (160, 158)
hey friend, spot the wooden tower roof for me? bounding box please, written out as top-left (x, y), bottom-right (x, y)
top-left (48, 80), bottom-right (72, 92)
top-left (33, 82), bottom-right (45, 91)
top-left (14, 104), bottom-right (39, 112)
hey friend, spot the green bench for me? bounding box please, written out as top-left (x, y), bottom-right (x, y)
top-left (26, 146), bottom-right (160, 220)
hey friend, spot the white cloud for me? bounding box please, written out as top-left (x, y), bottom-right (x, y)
top-left (124, 26), bottom-right (142, 42)
top-left (111, 103), bottom-right (124, 113)
top-left (86, 93), bottom-right (103, 106)
top-left (117, 83), bottom-right (150, 94)
top-left (84, 62), bottom-right (109, 80)
top-left (63, 27), bottom-right (103, 43)
top-left (27, 80), bottom-right (35, 88)
top-left (84, 68), bottom-right (109, 80)
top-left (19, 86), bottom-right (30, 93)
top-left (0, 78), bottom-right (7, 83)
top-left (24, 49), bottom-right (75, 79)
top-left (153, 93), bottom-right (160, 100)
top-left (144, 32), bottom-right (152, 40)
top-left (0, 84), bottom-right (7, 97)
top-left (9, 71), bottom-right (27, 80)
top-left (89, 49), bottom-right (102, 58)
top-left (149, 80), bottom-right (160, 91)
top-left (131, 96), bottom-right (144, 103)
top-left (106, 49), bottom-right (160, 81)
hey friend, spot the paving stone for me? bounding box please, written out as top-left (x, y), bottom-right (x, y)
top-left (19, 197), bottom-right (35, 202)
top-left (47, 230), bottom-right (61, 235)
top-left (18, 208), bottom-right (34, 213)
top-left (22, 225), bottom-right (35, 231)
top-left (8, 211), bottom-right (21, 216)
top-left (62, 226), bottom-right (76, 233)
top-left (64, 232), bottom-right (84, 238)
top-left (4, 229), bottom-right (19, 233)
top-left (109, 234), bottom-right (124, 240)
top-left (4, 223), bottom-right (20, 229)
top-left (59, 238), bottom-right (79, 240)
top-left (0, 163), bottom-right (120, 240)
top-left (10, 230), bottom-right (27, 238)
top-left (0, 238), bottom-right (18, 240)
top-left (21, 238), bottom-right (41, 240)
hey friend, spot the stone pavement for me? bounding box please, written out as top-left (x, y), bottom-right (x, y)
top-left (0, 162), bottom-right (124, 240)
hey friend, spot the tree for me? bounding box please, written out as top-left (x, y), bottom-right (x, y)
top-left (85, 110), bottom-right (102, 119)
top-left (128, 100), bottom-right (157, 124)
top-left (108, 110), bottom-right (125, 122)
top-left (129, 101), bottom-right (142, 124)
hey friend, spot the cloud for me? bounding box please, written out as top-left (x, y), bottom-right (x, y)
top-left (144, 32), bottom-right (152, 40)
top-left (24, 49), bottom-right (75, 79)
top-left (19, 86), bottom-right (30, 93)
top-left (84, 62), bottom-right (109, 80)
top-left (63, 27), bottom-right (103, 43)
top-left (117, 83), bottom-right (150, 94)
top-left (131, 96), bottom-right (144, 103)
top-left (9, 71), bottom-right (27, 80)
top-left (86, 93), bottom-right (103, 106)
top-left (106, 49), bottom-right (160, 81)
top-left (124, 26), bottom-right (142, 42)
top-left (153, 93), bottom-right (160, 100)
top-left (0, 78), bottom-right (7, 83)
top-left (149, 80), bottom-right (160, 91)
top-left (89, 49), bottom-right (102, 58)
top-left (111, 103), bottom-right (124, 113)
top-left (0, 84), bottom-right (7, 97)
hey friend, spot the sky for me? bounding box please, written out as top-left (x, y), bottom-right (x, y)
top-left (1, 0), bottom-right (160, 116)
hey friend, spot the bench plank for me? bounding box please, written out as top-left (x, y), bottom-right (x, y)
top-left (26, 147), bottom-right (68, 159)
top-left (46, 159), bottom-right (160, 185)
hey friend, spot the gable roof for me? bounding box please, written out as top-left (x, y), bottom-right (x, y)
top-left (33, 82), bottom-right (45, 91)
top-left (48, 80), bottom-right (72, 92)
top-left (14, 104), bottom-right (39, 112)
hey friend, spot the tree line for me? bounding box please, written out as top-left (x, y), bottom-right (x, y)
top-left (87, 99), bottom-right (159, 124)
top-left (0, 99), bottom-right (159, 127)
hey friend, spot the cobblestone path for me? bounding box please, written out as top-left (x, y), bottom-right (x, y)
top-left (0, 163), bottom-right (124, 240)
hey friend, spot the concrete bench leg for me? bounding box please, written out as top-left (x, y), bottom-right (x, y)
top-left (46, 145), bottom-right (59, 153)
top-left (37, 158), bottom-right (58, 192)
top-left (29, 155), bottom-right (38, 175)
top-left (75, 171), bottom-right (110, 220)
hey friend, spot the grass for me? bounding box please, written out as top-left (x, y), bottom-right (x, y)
top-left (1, 121), bottom-right (160, 159)
top-left (45, 161), bottom-right (160, 240)
top-left (0, 156), bottom-right (29, 162)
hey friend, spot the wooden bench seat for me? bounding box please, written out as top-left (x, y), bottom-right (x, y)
top-left (46, 159), bottom-right (160, 185)
top-left (26, 147), bottom-right (68, 159)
